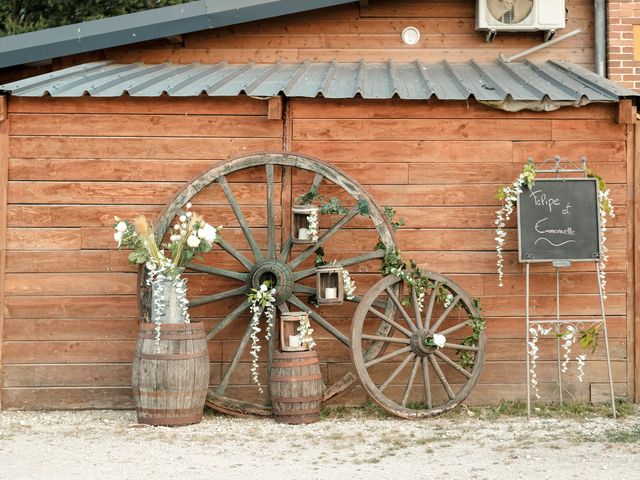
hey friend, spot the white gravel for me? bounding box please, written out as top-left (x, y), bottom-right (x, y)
top-left (0, 409), bottom-right (639, 480)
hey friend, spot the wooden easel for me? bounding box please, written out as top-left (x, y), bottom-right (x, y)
top-left (521, 157), bottom-right (616, 418)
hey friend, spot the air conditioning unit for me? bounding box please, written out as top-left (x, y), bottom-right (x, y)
top-left (476, 0), bottom-right (565, 32)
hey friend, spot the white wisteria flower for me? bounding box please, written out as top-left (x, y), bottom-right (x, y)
top-left (306, 209), bottom-right (319, 243)
top-left (341, 268), bottom-right (356, 300)
top-left (247, 281), bottom-right (277, 392)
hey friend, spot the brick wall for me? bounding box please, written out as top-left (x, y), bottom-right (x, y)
top-left (608, 1), bottom-right (640, 89)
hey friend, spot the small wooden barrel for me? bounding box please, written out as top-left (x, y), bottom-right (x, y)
top-left (270, 350), bottom-right (323, 424)
top-left (132, 322), bottom-right (209, 426)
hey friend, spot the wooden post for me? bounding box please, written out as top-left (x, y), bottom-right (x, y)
top-left (268, 95), bottom-right (283, 120)
top-left (0, 95), bottom-right (8, 409)
top-left (617, 99), bottom-right (636, 124)
top-left (634, 121), bottom-right (640, 402)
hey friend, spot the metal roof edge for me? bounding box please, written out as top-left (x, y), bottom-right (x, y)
top-left (0, 0), bottom-right (355, 69)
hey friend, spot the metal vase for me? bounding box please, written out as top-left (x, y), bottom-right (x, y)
top-left (151, 278), bottom-right (185, 324)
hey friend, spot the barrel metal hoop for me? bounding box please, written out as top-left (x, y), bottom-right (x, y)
top-left (135, 389), bottom-right (209, 398)
top-left (272, 359), bottom-right (320, 368)
top-left (271, 395), bottom-right (322, 403)
top-left (137, 352), bottom-right (209, 360)
top-left (137, 414), bottom-right (203, 426)
top-left (270, 373), bottom-right (323, 382)
top-left (272, 407), bottom-right (322, 415)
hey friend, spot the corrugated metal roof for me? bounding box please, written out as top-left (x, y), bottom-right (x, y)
top-left (0, 0), bottom-right (355, 69)
top-left (0, 60), bottom-right (636, 107)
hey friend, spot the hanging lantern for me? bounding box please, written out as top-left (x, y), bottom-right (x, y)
top-left (280, 311), bottom-right (310, 352)
top-left (316, 264), bottom-right (344, 305)
top-left (291, 205), bottom-right (318, 244)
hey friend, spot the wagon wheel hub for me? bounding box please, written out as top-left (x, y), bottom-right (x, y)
top-left (410, 329), bottom-right (435, 357)
top-left (250, 260), bottom-right (294, 305)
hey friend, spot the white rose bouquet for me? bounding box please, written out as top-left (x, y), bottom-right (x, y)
top-left (114, 203), bottom-right (220, 279)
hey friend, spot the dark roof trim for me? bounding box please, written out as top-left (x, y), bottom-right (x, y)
top-left (0, 0), bottom-right (355, 69)
top-left (1, 60), bottom-right (636, 112)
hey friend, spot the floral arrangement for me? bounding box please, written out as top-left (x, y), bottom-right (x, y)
top-left (341, 268), bottom-right (356, 300)
top-left (528, 323), bottom-right (588, 399)
top-left (296, 315), bottom-right (316, 350)
top-left (425, 333), bottom-right (446, 348)
top-left (115, 203), bottom-right (220, 344)
top-left (305, 208), bottom-right (319, 243)
top-left (247, 281), bottom-right (277, 392)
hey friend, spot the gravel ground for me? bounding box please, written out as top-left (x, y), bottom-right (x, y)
top-left (0, 409), bottom-right (639, 480)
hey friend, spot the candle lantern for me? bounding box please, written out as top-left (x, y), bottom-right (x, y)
top-left (280, 311), bottom-right (310, 352)
top-left (292, 205), bottom-right (318, 244)
top-left (316, 264), bottom-right (344, 305)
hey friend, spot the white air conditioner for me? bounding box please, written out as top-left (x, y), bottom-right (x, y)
top-left (476, 0), bottom-right (565, 32)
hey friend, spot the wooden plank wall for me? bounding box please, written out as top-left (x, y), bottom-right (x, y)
top-left (1, 96), bottom-right (283, 408)
top-left (290, 98), bottom-right (632, 405)
top-left (95, 0), bottom-right (596, 69)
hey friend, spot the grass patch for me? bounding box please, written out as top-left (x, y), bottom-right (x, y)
top-left (320, 401), bottom-right (390, 420)
top-left (602, 424), bottom-right (640, 443)
top-left (443, 398), bottom-right (633, 420)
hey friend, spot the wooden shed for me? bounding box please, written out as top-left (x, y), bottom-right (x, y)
top-left (0, 0), bottom-right (638, 411)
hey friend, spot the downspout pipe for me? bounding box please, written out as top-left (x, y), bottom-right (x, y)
top-left (595, 0), bottom-right (606, 76)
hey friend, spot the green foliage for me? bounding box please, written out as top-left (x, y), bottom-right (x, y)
top-left (319, 197), bottom-right (349, 215)
top-left (458, 298), bottom-right (486, 369)
top-left (521, 163), bottom-right (536, 189)
top-left (579, 324), bottom-right (600, 353)
top-left (383, 205), bottom-right (405, 231)
top-left (314, 247), bottom-right (326, 267)
top-left (114, 218), bottom-right (149, 265)
top-left (357, 198), bottom-right (370, 216)
top-left (246, 280), bottom-right (273, 308)
top-left (378, 245), bottom-right (405, 276)
top-left (296, 187), bottom-right (323, 206)
top-left (0, 1), bottom-right (192, 36)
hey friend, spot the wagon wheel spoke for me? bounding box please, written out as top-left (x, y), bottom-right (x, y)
top-left (385, 287), bottom-right (417, 332)
top-left (361, 334), bottom-right (410, 344)
top-left (207, 300), bottom-right (250, 340)
top-left (411, 287), bottom-right (423, 330)
top-left (351, 274), bottom-right (485, 418)
top-left (185, 263), bottom-right (250, 282)
top-left (265, 164), bottom-right (277, 260)
top-left (428, 355), bottom-right (455, 400)
top-left (367, 305), bottom-right (412, 338)
top-left (402, 357), bottom-right (421, 406)
top-left (424, 281), bottom-right (440, 330)
top-left (438, 320), bottom-right (471, 337)
top-left (277, 237), bottom-right (293, 263)
top-left (434, 350), bottom-right (473, 379)
top-left (218, 175), bottom-right (264, 263)
top-left (364, 346), bottom-right (412, 368)
top-left (288, 207), bottom-right (359, 271)
top-left (293, 250), bottom-right (384, 281)
top-left (215, 319), bottom-right (254, 396)
top-left (310, 172), bottom-right (324, 193)
top-left (288, 294), bottom-right (349, 346)
top-left (189, 285), bottom-right (249, 308)
top-left (216, 236), bottom-right (254, 271)
top-left (443, 343), bottom-right (478, 352)
top-left (430, 295), bottom-right (460, 333)
top-left (421, 357), bottom-right (432, 409)
top-left (379, 353), bottom-right (415, 393)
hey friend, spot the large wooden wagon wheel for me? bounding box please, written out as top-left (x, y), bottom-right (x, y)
top-left (139, 152), bottom-right (397, 416)
top-left (351, 273), bottom-right (486, 418)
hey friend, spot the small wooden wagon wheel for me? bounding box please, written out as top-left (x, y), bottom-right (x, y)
top-left (351, 273), bottom-right (486, 418)
top-left (138, 152), bottom-right (397, 416)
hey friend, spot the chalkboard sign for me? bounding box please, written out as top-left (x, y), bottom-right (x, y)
top-left (517, 178), bottom-right (601, 262)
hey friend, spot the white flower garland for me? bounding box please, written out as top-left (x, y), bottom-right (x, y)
top-left (529, 323), bottom-right (588, 400)
top-left (306, 209), bottom-right (319, 243)
top-left (145, 266), bottom-right (190, 349)
top-left (296, 315), bottom-right (316, 350)
top-left (247, 283), bottom-right (277, 393)
top-left (597, 188), bottom-right (615, 299)
top-left (341, 268), bottom-right (356, 300)
top-left (495, 172), bottom-right (526, 287)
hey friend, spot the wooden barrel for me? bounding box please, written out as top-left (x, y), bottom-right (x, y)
top-left (270, 350), bottom-right (323, 424)
top-left (132, 322), bottom-right (209, 426)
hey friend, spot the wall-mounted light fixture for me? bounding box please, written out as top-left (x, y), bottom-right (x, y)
top-left (401, 26), bottom-right (421, 46)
